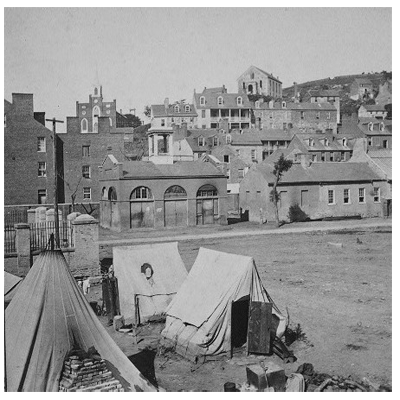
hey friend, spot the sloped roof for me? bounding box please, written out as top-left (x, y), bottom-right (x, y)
top-left (230, 131), bottom-right (262, 145)
top-left (257, 161), bottom-right (381, 184)
top-left (287, 102), bottom-right (337, 111)
top-left (252, 128), bottom-right (294, 141)
top-left (294, 133), bottom-right (352, 151)
top-left (187, 129), bottom-right (219, 138)
top-left (338, 120), bottom-right (366, 138)
top-left (362, 104), bottom-right (387, 112)
top-left (309, 90), bottom-right (340, 97)
top-left (121, 160), bottom-right (225, 179)
top-left (151, 103), bottom-right (197, 117)
top-left (368, 149), bottom-right (392, 180)
top-left (194, 92), bottom-right (251, 109)
top-left (354, 78), bottom-right (373, 85)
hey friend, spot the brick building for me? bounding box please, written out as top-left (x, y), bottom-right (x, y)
top-left (4, 93), bottom-right (61, 205)
top-left (59, 87), bottom-right (135, 205)
top-left (237, 65), bottom-right (282, 98)
top-left (99, 155), bottom-right (227, 231)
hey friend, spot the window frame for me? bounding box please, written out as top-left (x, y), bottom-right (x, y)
top-left (82, 145), bottom-right (90, 157)
top-left (251, 149), bottom-right (256, 161)
top-left (82, 165), bottom-right (91, 179)
top-left (217, 96), bottom-right (224, 106)
top-left (343, 188), bottom-right (350, 204)
top-left (237, 96), bottom-right (243, 106)
top-left (358, 188), bottom-right (365, 203)
top-left (37, 137), bottom-right (46, 152)
top-left (198, 136), bottom-right (205, 147)
top-left (373, 187), bottom-right (380, 203)
top-left (83, 187), bottom-right (92, 200)
top-left (328, 189), bottom-right (335, 205)
top-left (200, 96), bottom-right (205, 106)
top-left (38, 161), bottom-right (47, 177)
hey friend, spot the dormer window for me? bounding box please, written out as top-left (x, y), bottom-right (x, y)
top-left (217, 96), bottom-right (224, 106)
top-left (380, 122), bottom-right (385, 132)
top-left (237, 96), bottom-right (243, 106)
top-left (308, 138), bottom-right (314, 147)
top-left (342, 138), bottom-right (348, 147)
top-left (226, 134), bottom-right (232, 144)
top-left (161, 119), bottom-right (165, 127)
top-left (255, 101), bottom-right (260, 109)
top-left (324, 138), bottom-right (329, 146)
top-left (185, 105), bottom-right (190, 112)
top-left (174, 105), bottom-right (180, 113)
top-left (213, 136), bottom-right (219, 146)
top-left (200, 96), bottom-right (205, 106)
top-left (198, 136), bottom-right (204, 146)
top-left (368, 122), bottom-right (373, 131)
top-left (282, 101), bottom-right (286, 109)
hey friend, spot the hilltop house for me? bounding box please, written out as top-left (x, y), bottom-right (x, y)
top-left (239, 157), bottom-right (386, 223)
top-left (237, 66), bottom-right (282, 98)
top-left (349, 78), bottom-right (374, 100)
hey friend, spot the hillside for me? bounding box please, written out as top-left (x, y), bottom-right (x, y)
top-left (282, 71), bottom-right (392, 115)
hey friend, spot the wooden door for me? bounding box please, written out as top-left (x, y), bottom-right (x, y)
top-left (164, 200), bottom-right (187, 227)
top-left (131, 201), bottom-right (154, 228)
top-left (247, 301), bottom-right (273, 355)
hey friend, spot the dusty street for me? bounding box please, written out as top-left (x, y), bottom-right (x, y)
top-left (95, 221), bottom-right (392, 391)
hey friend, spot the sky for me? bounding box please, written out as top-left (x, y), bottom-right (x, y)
top-left (4, 7), bottom-right (392, 132)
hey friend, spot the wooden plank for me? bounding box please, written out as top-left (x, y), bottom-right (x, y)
top-left (247, 302), bottom-right (273, 355)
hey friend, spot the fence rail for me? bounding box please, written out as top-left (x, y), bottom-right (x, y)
top-left (30, 221), bottom-right (74, 252)
top-left (4, 225), bottom-right (16, 254)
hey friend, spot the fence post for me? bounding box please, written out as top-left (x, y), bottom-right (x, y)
top-left (27, 209), bottom-right (36, 224)
top-left (15, 223), bottom-right (32, 276)
top-left (71, 214), bottom-right (100, 277)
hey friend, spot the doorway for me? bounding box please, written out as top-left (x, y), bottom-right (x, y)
top-left (231, 296), bottom-right (249, 349)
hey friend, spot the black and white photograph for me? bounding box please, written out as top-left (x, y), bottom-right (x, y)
top-left (3, 4), bottom-right (393, 393)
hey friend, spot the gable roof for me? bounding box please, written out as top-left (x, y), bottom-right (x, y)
top-left (194, 91), bottom-right (251, 109)
top-left (362, 104), bottom-right (387, 112)
top-left (250, 128), bottom-right (294, 141)
top-left (120, 160), bottom-right (225, 179)
top-left (309, 90), bottom-right (340, 97)
top-left (256, 161), bottom-right (381, 184)
top-left (151, 103), bottom-right (197, 117)
top-left (237, 65), bottom-right (282, 83)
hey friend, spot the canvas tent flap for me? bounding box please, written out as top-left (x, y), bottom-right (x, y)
top-left (4, 271), bottom-right (23, 306)
top-left (113, 242), bottom-right (187, 325)
top-left (5, 250), bottom-right (156, 392)
top-left (162, 247), bottom-right (286, 360)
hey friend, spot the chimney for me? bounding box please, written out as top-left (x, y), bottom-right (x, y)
top-left (222, 84), bottom-right (226, 93)
top-left (120, 109), bottom-right (122, 114)
top-left (293, 82), bottom-right (299, 102)
top-left (34, 112), bottom-right (46, 126)
top-left (164, 97), bottom-right (169, 110)
top-left (12, 93), bottom-right (34, 116)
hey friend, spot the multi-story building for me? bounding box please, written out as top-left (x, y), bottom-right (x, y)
top-left (309, 90), bottom-right (340, 124)
top-left (193, 86), bottom-right (251, 130)
top-left (59, 86), bottom-right (135, 205)
top-left (253, 100), bottom-right (338, 134)
top-left (237, 66), bottom-right (282, 98)
top-left (357, 118), bottom-right (391, 149)
top-left (4, 93), bottom-right (60, 205)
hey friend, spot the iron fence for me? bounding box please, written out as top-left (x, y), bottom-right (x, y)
top-left (30, 221), bottom-right (74, 252)
top-left (4, 225), bottom-right (16, 254)
top-left (4, 209), bottom-right (28, 227)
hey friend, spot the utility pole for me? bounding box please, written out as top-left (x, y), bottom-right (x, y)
top-left (46, 117), bottom-right (64, 249)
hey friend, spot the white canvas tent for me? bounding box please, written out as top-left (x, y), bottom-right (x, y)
top-left (5, 250), bottom-right (157, 392)
top-left (161, 247), bottom-right (287, 361)
top-left (113, 242), bottom-right (188, 325)
top-left (4, 271), bottom-right (23, 307)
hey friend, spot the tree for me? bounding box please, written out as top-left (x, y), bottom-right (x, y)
top-left (144, 105), bottom-right (151, 118)
top-left (123, 113), bottom-right (142, 128)
top-left (269, 154), bottom-right (293, 227)
top-left (384, 103), bottom-right (392, 120)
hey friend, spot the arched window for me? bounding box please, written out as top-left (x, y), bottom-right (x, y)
top-left (94, 87), bottom-right (98, 96)
top-left (174, 105), bottom-right (180, 113)
top-left (282, 101), bottom-right (287, 109)
top-left (93, 105), bottom-right (101, 132)
top-left (324, 138), bottom-right (329, 146)
top-left (185, 105), bottom-right (190, 112)
top-left (237, 96), bottom-right (243, 106)
top-left (368, 122), bottom-right (373, 131)
top-left (200, 96), bottom-right (205, 106)
top-left (108, 187), bottom-right (117, 201)
top-left (342, 137), bottom-right (348, 147)
top-left (197, 184), bottom-right (218, 197)
top-left (109, 117), bottom-right (112, 127)
top-left (380, 122), bottom-right (385, 132)
top-left (93, 105), bottom-right (101, 117)
top-left (217, 96), bottom-right (224, 106)
top-left (101, 187), bottom-right (108, 199)
top-left (130, 186), bottom-right (153, 200)
top-left (81, 118), bottom-right (88, 132)
top-left (164, 185), bottom-right (187, 199)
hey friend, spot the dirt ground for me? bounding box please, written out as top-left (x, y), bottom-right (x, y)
top-left (88, 225), bottom-right (392, 391)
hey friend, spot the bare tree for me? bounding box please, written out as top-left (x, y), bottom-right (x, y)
top-left (65, 176), bottom-right (83, 212)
